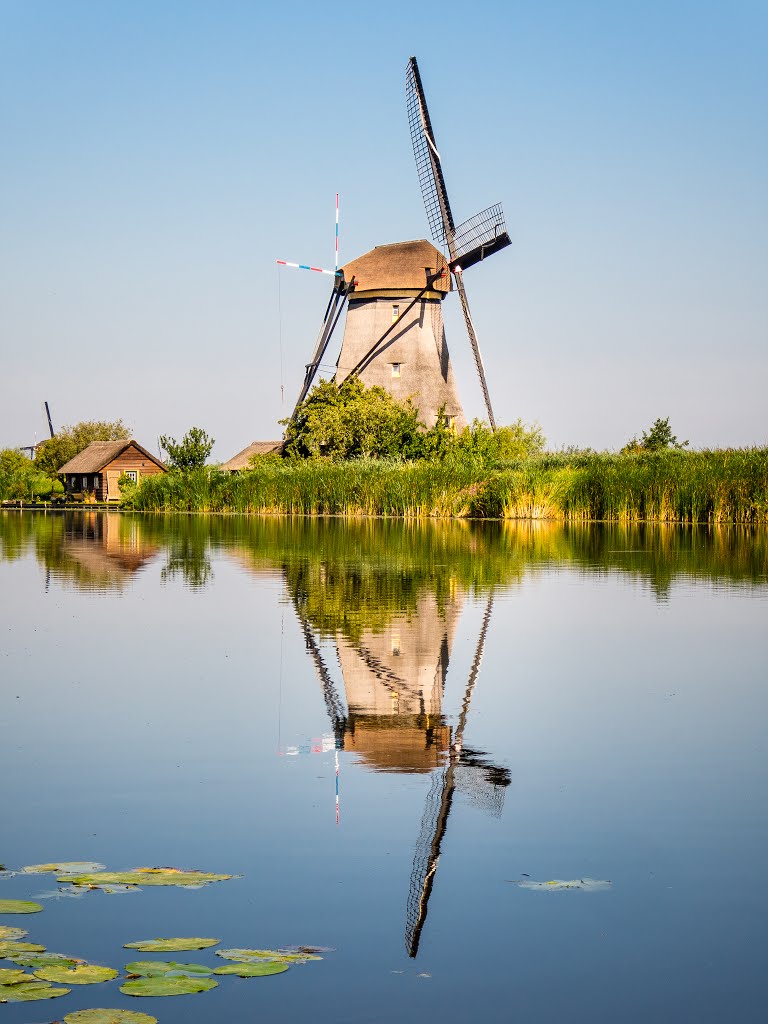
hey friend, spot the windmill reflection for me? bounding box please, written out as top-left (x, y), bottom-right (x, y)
top-left (292, 583), bottom-right (509, 957)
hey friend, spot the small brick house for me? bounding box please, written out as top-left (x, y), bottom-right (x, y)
top-left (58, 440), bottom-right (167, 501)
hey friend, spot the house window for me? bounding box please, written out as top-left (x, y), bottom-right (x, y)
top-left (443, 415), bottom-right (455, 431)
top-left (124, 471), bottom-right (138, 484)
top-left (82, 476), bottom-right (88, 490)
top-left (392, 304), bottom-right (400, 322)
top-left (93, 476), bottom-right (99, 491)
top-left (391, 363), bottom-right (401, 378)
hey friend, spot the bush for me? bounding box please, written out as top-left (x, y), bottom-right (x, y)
top-left (282, 379), bottom-right (544, 465)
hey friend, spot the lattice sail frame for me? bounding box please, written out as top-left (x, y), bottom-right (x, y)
top-left (405, 57), bottom-right (511, 430)
top-left (406, 58), bottom-right (455, 245)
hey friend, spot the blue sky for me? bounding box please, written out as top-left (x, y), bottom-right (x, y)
top-left (1, 0), bottom-right (766, 458)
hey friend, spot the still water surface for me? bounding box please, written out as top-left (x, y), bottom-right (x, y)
top-left (1, 512), bottom-right (767, 1022)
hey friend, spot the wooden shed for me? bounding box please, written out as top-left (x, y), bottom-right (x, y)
top-left (58, 440), bottom-right (166, 501)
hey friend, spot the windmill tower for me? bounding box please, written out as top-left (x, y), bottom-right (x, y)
top-left (287, 57), bottom-right (511, 430)
top-left (335, 241), bottom-right (465, 430)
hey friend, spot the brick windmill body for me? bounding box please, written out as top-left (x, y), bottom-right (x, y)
top-left (336, 239), bottom-right (465, 430)
top-left (288, 58), bottom-right (511, 432)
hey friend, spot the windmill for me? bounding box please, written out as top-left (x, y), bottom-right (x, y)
top-left (19, 401), bottom-right (55, 459)
top-left (288, 580), bottom-right (510, 957)
top-left (283, 57), bottom-right (511, 432)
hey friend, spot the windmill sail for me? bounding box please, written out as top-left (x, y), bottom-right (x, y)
top-left (406, 56), bottom-right (511, 430)
top-left (404, 594), bottom-right (510, 956)
top-left (290, 275), bottom-right (355, 420)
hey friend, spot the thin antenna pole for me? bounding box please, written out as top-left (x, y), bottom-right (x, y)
top-left (277, 265), bottom-right (285, 405)
top-left (335, 193), bottom-right (339, 272)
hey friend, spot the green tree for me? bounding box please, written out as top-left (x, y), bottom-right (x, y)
top-left (282, 378), bottom-right (424, 459)
top-left (34, 419), bottom-right (130, 477)
top-left (623, 417), bottom-right (689, 453)
top-left (0, 449), bottom-right (37, 498)
top-left (159, 427), bottom-right (215, 471)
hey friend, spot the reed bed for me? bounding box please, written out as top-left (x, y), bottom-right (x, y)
top-left (125, 449), bottom-right (768, 524)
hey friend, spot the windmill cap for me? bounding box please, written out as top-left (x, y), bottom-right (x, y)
top-left (342, 240), bottom-right (451, 294)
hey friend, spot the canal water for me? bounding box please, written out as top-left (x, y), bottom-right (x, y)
top-left (1, 512), bottom-right (766, 1023)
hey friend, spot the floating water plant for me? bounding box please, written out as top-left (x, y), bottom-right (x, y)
top-left (216, 947), bottom-right (322, 963)
top-left (10, 952), bottom-right (84, 968)
top-left (0, 926), bottom-right (27, 940)
top-left (64, 1011), bottom-right (158, 1024)
top-left (120, 976), bottom-right (218, 997)
top-left (33, 964), bottom-right (119, 984)
top-left (0, 969), bottom-right (36, 984)
top-left (0, 898), bottom-right (43, 914)
top-left (124, 937), bottom-right (219, 952)
top-left (281, 944), bottom-right (334, 953)
top-left (213, 961), bottom-right (289, 977)
top-left (61, 868), bottom-right (234, 889)
top-left (35, 885), bottom-right (90, 900)
top-left (513, 878), bottom-right (612, 892)
top-left (0, 941), bottom-right (46, 956)
top-left (125, 961), bottom-right (213, 978)
top-left (22, 862), bottom-right (106, 875)
top-left (0, 980), bottom-right (70, 1001)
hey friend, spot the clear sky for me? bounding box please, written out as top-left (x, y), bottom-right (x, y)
top-left (1, 0), bottom-right (766, 459)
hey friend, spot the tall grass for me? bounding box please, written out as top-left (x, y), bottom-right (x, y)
top-left (125, 449), bottom-right (768, 524)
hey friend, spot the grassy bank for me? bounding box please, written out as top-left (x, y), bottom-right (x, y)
top-left (122, 449), bottom-right (768, 523)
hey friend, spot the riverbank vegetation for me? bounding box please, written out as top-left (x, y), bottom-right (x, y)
top-left (121, 384), bottom-right (767, 522)
top-left (122, 448), bottom-right (768, 524)
top-left (3, 388), bottom-right (766, 523)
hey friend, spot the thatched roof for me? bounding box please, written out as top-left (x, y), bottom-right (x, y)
top-left (220, 440), bottom-right (284, 472)
top-left (58, 440), bottom-right (166, 474)
top-left (343, 240), bottom-right (450, 294)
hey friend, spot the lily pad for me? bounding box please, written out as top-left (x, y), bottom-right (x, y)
top-left (0, 969), bottom-right (37, 984)
top-left (125, 961), bottom-right (213, 978)
top-left (36, 885), bottom-right (90, 900)
top-left (0, 926), bottom-right (27, 941)
top-left (120, 976), bottom-right (217, 997)
top-left (63, 868), bottom-right (233, 889)
top-left (22, 862), bottom-right (106, 875)
top-left (0, 899), bottom-right (43, 914)
top-left (34, 964), bottom-right (119, 984)
top-left (280, 944), bottom-right (334, 953)
top-left (216, 947), bottom-right (321, 962)
top-left (124, 937), bottom-right (219, 952)
top-left (10, 952), bottom-right (84, 968)
top-left (0, 941), bottom-right (46, 956)
top-left (64, 1012), bottom-right (158, 1024)
top-left (514, 878), bottom-right (612, 892)
top-left (0, 980), bottom-right (70, 1002)
top-left (213, 961), bottom-right (289, 977)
